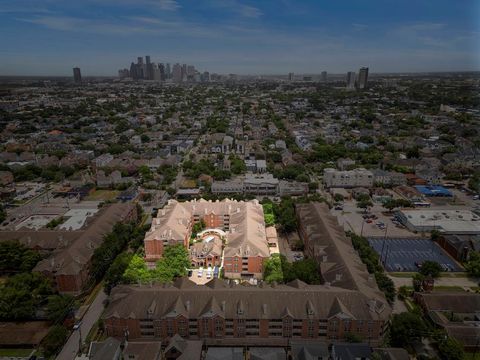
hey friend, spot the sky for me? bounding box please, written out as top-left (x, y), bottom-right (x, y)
top-left (0, 0), bottom-right (479, 76)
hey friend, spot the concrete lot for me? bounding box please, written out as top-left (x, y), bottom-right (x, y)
top-left (331, 200), bottom-right (420, 238)
top-left (277, 232), bottom-right (303, 262)
top-left (188, 268), bottom-right (215, 285)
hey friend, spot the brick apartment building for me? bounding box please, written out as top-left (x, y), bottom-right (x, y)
top-left (104, 278), bottom-right (390, 346)
top-left (144, 199), bottom-right (269, 278)
top-left (34, 203), bottom-right (137, 294)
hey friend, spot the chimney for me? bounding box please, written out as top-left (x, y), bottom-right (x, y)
top-left (322, 255), bottom-right (328, 262)
top-left (335, 273), bottom-right (342, 281)
top-left (221, 301), bottom-right (226, 312)
top-left (185, 300), bottom-right (191, 312)
top-left (368, 299), bottom-right (377, 311)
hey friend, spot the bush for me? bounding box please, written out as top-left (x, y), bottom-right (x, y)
top-left (348, 232), bottom-right (396, 303)
top-left (390, 312), bottom-right (426, 348)
top-left (419, 260), bottom-right (442, 278)
top-left (42, 325), bottom-right (68, 358)
top-left (438, 336), bottom-right (465, 360)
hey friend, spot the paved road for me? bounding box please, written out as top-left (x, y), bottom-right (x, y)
top-left (388, 275), bottom-right (479, 289)
top-left (56, 290), bottom-right (107, 360)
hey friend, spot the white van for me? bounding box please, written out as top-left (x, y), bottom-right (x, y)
top-left (206, 266), bottom-right (212, 279)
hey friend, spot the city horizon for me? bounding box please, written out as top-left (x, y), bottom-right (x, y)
top-left (1, 0), bottom-right (479, 76)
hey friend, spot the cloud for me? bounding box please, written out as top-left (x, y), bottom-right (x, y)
top-left (207, 0), bottom-right (262, 18)
top-left (352, 23), bottom-right (368, 31)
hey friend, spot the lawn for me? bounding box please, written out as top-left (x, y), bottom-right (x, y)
top-left (0, 348), bottom-right (33, 357)
top-left (465, 353), bottom-right (480, 360)
top-left (85, 190), bottom-right (119, 201)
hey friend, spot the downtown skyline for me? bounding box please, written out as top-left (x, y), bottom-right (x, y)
top-left (0, 0), bottom-right (479, 76)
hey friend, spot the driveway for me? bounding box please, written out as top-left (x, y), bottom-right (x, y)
top-left (56, 290), bottom-right (107, 360)
top-left (388, 275), bottom-right (479, 289)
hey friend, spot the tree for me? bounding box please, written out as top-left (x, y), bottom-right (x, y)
top-left (0, 273), bottom-right (53, 320)
top-left (0, 204), bottom-right (6, 223)
top-left (465, 251), bottom-right (480, 277)
top-left (46, 294), bottom-right (75, 323)
top-left (334, 193), bottom-right (344, 202)
top-left (264, 254), bottom-right (292, 283)
top-left (357, 199), bottom-right (373, 212)
top-left (291, 259), bottom-right (321, 284)
top-left (42, 325), bottom-right (68, 358)
top-left (397, 285), bottom-right (411, 300)
top-left (438, 337), bottom-right (465, 360)
top-left (123, 244), bottom-right (190, 284)
top-left (413, 273), bottom-right (426, 292)
top-left (0, 240), bottom-right (42, 273)
top-left (375, 272), bottom-right (396, 303)
top-left (104, 253), bottom-right (133, 294)
top-left (419, 260), bottom-right (442, 278)
top-left (344, 332), bottom-right (363, 343)
top-left (191, 219), bottom-right (206, 237)
top-left (138, 165), bottom-right (154, 182)
top-left (262, 203), bottom-right (276, 226)
top-left (274, 197), bottom-right (297, 233)
top-left (389, 312), bottom-right (426, 347)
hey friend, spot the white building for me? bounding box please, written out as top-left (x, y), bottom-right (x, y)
top-left (243, 173), bottom-right (279, 195)
top-left (323, 168), bottom-right (374, 188)
top-left (396, 209), bottom-right (480, 235)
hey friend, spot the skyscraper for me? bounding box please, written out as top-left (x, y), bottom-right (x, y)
top-left (172, 63), bottom-right (182, 82)
top-left (130, 62), bottom-right (138, 80)
top-left (346, 71), bottom-right (356, 89)
top-left (288, 72), bottom-right (294, 81)
top-left (320, 71), bottom-right (327, 82)
top-left (181, 64), bottom-right (187, 82)
top-left (166, 63), bottom-right (171, 79)
top-left (73, 67), bottom-right (82, 83)
top-left (145, 55), bottom-right (154, 80)
top-left (159, 63), bottom-right (166, 81)
top-left (357, 67), bottom-right (369, 89)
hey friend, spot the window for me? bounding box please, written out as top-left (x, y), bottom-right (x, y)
top-left (202, 319), bottom-right (209, 337)
top-left (307, 320), bottom-right (315, 338)
top-left (283, 318), bottom-right (292, 338)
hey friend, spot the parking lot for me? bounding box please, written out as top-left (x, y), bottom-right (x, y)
top-left (368, 238), bottom-right (463, 272)
top-left (188, 267), bottom-right (219, 285)
top-left (331, 201), bottom-right (420, 238)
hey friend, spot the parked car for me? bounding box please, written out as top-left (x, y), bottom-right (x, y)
top-left (73, 321), bottom-right (82, 330)
top-left (198, 267), bottom-right (204, 277)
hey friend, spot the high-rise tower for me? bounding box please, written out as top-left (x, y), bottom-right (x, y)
top-left (73, 67), bottom-right (82, 83)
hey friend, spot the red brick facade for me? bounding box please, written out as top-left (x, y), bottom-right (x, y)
top-left (104, 315), bottom-right (386, 344)
top-left (223, 255), bottom-right (265, 278)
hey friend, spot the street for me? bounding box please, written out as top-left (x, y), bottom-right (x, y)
top-left (56, 290), bottom-right (107, 360)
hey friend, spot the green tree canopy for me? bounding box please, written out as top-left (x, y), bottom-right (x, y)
top-left (419, 260), bottom-right (442, 278)
top-left (0, 240), bottom-right (42, 273)
top-left (46, 294), bottom-right (75, 323)
top-left (42, 325), bottom-right (68, 358)
top-left (389, 312), bottom-right (426, 348)
top-left (465, 251), bottom-right (480, 277)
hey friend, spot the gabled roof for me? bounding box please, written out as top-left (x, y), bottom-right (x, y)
top-left (200, 296), bottom-right (223, 318)
top-left (328, 297), bottom-right (355, 319)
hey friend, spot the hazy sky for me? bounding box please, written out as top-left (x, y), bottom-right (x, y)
top-left (0, 0), bottom-right (479, 76)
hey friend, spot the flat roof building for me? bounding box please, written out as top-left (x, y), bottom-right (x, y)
top-left (396, 209), bottom-right (480, 234)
